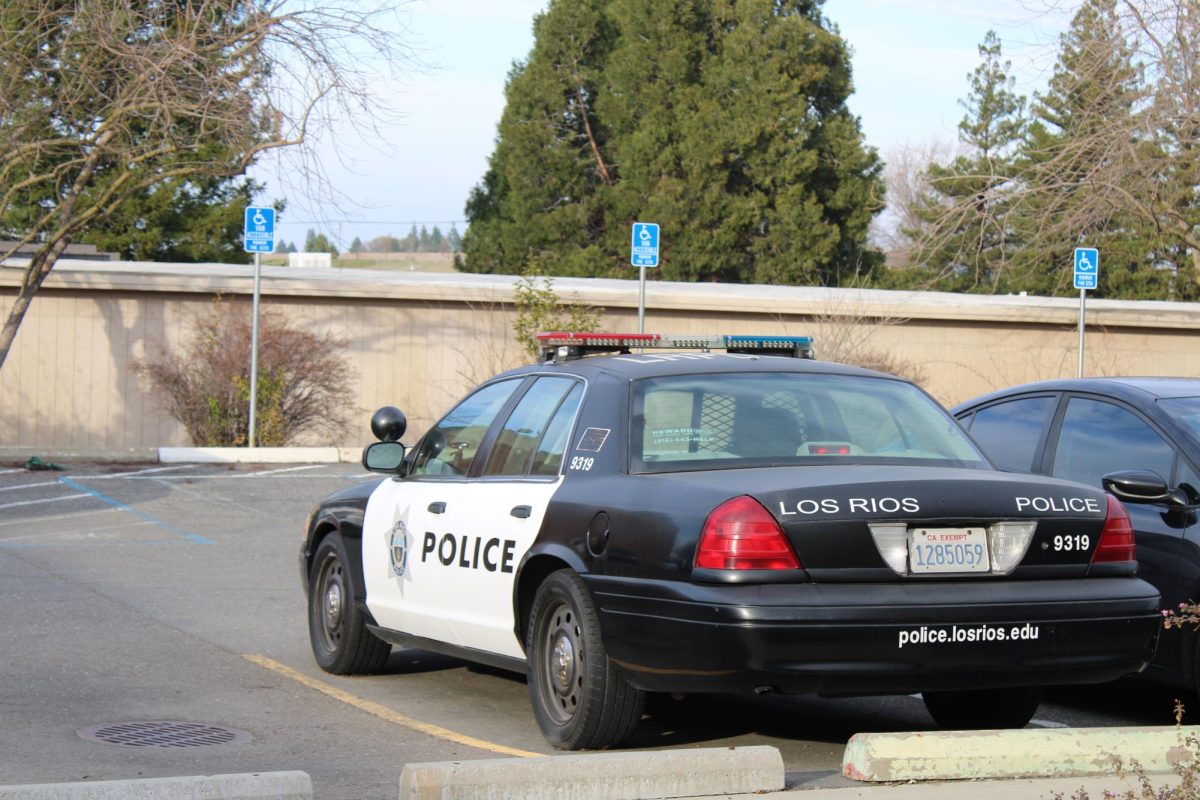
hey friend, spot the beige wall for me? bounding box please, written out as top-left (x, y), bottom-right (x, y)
top-left (2, 260), bottom-right (1199, 450)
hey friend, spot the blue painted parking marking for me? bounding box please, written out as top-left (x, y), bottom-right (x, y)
top-left (58, 476), bottom-right (212, 544)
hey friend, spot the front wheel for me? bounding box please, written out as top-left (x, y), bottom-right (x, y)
top-left (308, 533), bottom-right (390, 675)
top-left (526, 570), bottom-right (644, 750)
top-left (922, 686), bottom-right (1042, 730)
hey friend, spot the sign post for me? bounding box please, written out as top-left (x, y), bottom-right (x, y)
top-left (1073, 247), bottom-right (1099, 379)
top-left (243, 207), bottom-right (276, 448)
top-left (630, 222), bottom-right (660, 333)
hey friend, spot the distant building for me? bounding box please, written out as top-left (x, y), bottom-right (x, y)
top-left (288, 252), bottom-right (333, 268)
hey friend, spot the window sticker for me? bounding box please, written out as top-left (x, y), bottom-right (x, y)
top-left (576, 427), bottom-right (611, 452)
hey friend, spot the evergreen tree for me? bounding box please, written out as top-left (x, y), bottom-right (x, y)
top-left (68, 176), bottom-right (265, 264)
top-left (429, 225), bottom-right (445, 252)
top-left (908, 31), bottom-right (1025, 292)
top-left (418, 224), bottom-right (431, 252)
top-left (460, 0), bottom-right (883, 285)
top-left (349, 236), bottom-right (364, 254)
top-left (446, 224), bottom-right (463, 253)
top-left (1010, 0), bottom-right (1167, 299)
top-left (304, 229), bottom-right (339, 256)
top-left (403, 224), bottom-right (419, 253)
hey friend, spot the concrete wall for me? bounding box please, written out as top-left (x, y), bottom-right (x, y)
top-left (2, 259), bottom-right (1199, 450)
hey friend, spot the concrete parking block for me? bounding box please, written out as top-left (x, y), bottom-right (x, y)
top-left (843, 725), bottom-right (1200, 782)
top-left (158, 447), bottom-right (341, 464)
top-left (0, 772), bottom-right (313, 800)
top-left (399, 746), bottom-right (784, 800)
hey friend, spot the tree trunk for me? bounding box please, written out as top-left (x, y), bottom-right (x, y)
top-left (0, 239), bottom-right (69, 372)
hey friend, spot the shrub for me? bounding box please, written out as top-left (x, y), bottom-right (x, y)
top-left (512, 257), bottom-right (602, 360)
top-left (136, 298), bottom-right (353, 446)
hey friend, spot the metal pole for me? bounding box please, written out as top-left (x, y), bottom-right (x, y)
top-left (638, 264), bottom-right (646, 334)
top-left (1077, 287), bottom-right (1086, 378)
top-left (249, 251), bottom-right (262, 447)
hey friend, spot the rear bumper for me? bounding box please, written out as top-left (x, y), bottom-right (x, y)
top-left (588, 575), bottom-right (1162, 695)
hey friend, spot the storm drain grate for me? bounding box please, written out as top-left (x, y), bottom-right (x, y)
top-left (78, 721), bottom-right (252, 748)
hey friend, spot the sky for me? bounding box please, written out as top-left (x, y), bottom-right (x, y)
top-left (252, 0), bottom-right (1076, 251)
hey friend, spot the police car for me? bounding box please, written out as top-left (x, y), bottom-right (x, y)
top-left (301, 333), bottom-right (1160, 750)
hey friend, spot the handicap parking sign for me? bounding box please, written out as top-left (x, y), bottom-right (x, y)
top-left (1073, 247), bottom-right (1098, 291)
top-left (631, 223), bottom-right (659, 268)
top-left (244, 207), bottom-right (276, 254)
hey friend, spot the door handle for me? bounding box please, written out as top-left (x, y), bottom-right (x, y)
top-left (428, 501), bottom-right (446, 514)
top-left (510, 505), bottom-right (532, 519)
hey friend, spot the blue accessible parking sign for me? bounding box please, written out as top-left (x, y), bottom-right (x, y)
top-left (1074, 247), bottom-right (1098, 290)
top-left (631, 222), bottom-right (659, 268)
top-left (244, 207), bottom-right (276, 254)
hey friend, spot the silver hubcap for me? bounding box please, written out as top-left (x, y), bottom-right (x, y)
top-left (324, 579), bottom-right (342, 632)
top-left (551, 633), bottom-right (575, 695)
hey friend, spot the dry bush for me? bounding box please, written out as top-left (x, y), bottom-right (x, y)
top-left (136, 299), bottom-right (353, 446)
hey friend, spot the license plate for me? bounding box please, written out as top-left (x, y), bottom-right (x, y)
top-left (909, 528), bottom-right (990, 574)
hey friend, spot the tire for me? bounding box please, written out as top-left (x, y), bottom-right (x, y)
top-left (922, 686), bottom-right (1042, 730)
top-left (526, 570), bottom-right (645, 750)
top-left (308, 533), bottom-right (390, 675)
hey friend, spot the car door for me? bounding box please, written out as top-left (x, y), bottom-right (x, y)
top-left (362, 377), bottom-right (524, 649)
top-left (1041, 394), bottom-right (1191, 676)
top-left (444, 377), bottom-right (583, 656)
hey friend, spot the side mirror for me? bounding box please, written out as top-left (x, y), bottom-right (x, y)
top-left (1103, 470), bottom-right (1189, 508)
top-left (363, 441), bottom-right (406, 474)
top-left (371, 406), bottom-right (407, 442)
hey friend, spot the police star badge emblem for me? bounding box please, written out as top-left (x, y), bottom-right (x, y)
top-left (389, 519), bottom-right (409, 577)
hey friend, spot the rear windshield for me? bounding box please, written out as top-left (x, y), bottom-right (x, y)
top-left (631, 372), bottom-right (988, 473)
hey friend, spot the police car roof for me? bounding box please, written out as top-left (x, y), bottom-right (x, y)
top-left (499, 352), bottom-right (901, 382)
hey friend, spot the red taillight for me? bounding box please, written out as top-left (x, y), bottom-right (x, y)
top-left (695, 496), bottom-right (802, 570)
top-left (1091, 494), bottom-right (1136, 563)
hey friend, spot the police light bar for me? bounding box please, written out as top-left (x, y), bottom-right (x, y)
top-left (536, 332), bottom-right (815, 362)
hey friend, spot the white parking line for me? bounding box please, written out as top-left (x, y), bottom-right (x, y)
top-left (1029, 719), bottom-right (1070, 729)
top-left (242, 464), bottom-right (327, 477)
top-left (0, 468), bottom-right (24, 475)
top-left (0, 493), bottom-right (90, 511)
top-left (72, 465), bottom-right (193, 480)
top-left (0, 481), bottom-right (62, 494)
top-left (0, 507), bottom-right (119, 529)
top-left (0, 518), bottom-right (156, 543)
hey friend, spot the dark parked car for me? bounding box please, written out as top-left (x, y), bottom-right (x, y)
top-left (954, 378), bottom-right (1200, 693)
top-left (301, 335), bottom-right (1160, 750)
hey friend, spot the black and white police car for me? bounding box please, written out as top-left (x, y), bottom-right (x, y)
top-left (301, 332), bottom-right (1160, 750)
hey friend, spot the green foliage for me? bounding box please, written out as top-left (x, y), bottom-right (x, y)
top-left (896, 2), bottom-right (1200, 301)
top-left (304, 229), bottom-right (339, 257)
top-left (512, 258), bottom-right (602, 360)
top-left (907, 31), bottom-right (1026, 292)
top-left (72, 176), bottom-right (270, 264)
top-left (460, 0), bottom-right (884, 286)
top-left (1008, 0), bottom-right (1172, 299)
top-left (135, 299), bottom-right (353, 447)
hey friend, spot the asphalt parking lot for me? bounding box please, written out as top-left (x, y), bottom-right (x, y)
top-left (0, 460), bottom-right (1191, 799)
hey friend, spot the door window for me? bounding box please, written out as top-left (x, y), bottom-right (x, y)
top-left (965, 396), bottom-right (1056, 472)
top-left (410, 379), bottom-right (521, 477)
top-left (484, 377), bottom-right (581, 476)
top-left (1050, 397), bottom-right (1175, 488)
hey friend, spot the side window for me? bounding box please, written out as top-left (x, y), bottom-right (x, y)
top-left (1051, 398), bottom-right (1175, 488)
top-left (484, 377), bottom-right (580, 477)
top-left (966, 396), bottom-right (1057, 472)
top-left (410, 379), bottom-right (521, 477)
top-left (531, 383), bottom-right (584, 476)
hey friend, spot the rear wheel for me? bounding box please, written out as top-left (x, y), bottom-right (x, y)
top-left (922, 686), bottom-right (1042, 730)
top-left (526, 570), bottom-right (645, 750)
top-left (308, 534), bottom-right (390, 675)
